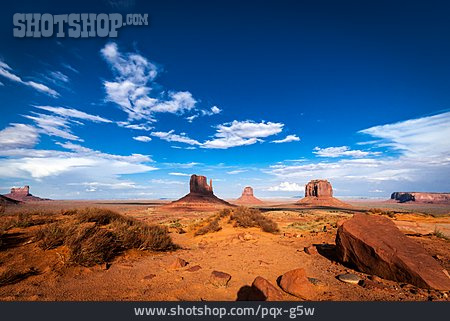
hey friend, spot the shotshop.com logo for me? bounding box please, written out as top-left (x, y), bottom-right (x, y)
top-left (13, 13), bottom-right (149, 38)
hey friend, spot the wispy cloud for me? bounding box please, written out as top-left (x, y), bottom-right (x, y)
top-left (0, 60), bottom-right (59, 97)
top-left (34, 106), bottom-right (111, 123)
top-left (151, 130), bottom-right (201, 146)
top-left (168, 172), bottom-right (190, 176)
top-left (0, 124), bottom-right (39, 149)
top-left (272, 134), bottom-right (300, 144)
top-left (227, 169), bottom-right (247, 175)
top-left (313, 146), bottom-right (379, 158)
top-left (133, 135), bottom-right (152, 142)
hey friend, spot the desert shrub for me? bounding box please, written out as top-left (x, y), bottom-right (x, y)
top-left (76, 208), bottom-right (127, 225)
top-left (66, 226), bottom-right (118, 266)
top-left (61, 209), bottom-right (79, 216)
top-left (230, 207), bottom-right (279, 233)
top-left (195, 218), bottom-right (222, 236)
top-left (434, 229), bottom-right (450, 241)
top-left (35, 208), bottom-right (177, 266)
top-left (35, 223), bottom-right (70, 250)
top-left (368, 208), bottom-right (395, 218)
top-left (0, 267), bottom-right (39, 286)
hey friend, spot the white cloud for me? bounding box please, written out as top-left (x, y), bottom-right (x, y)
top-left (150, 179), bottom-right (184, 185)
top-left (0, 60), bottom-right (59, 97)
top-left (313, 146), bottom-right (378, 158)
top-left (268, 182), bottom-right (303, 192)
top-left (0, 124), bottom-right (39, 149)
top-left (272, 134), bottom-right (300, 144)
top-left (24, 113), bottom-right (81, 141)
top-left (210, 106), bottom-right (221, 114)
top-left (151, 130), bottom-right (201, 146)
top-left (117, 121), bottom-right (153, 131)
top-left (168, 172), bottom-right (190, 176)
top-left (133, 135), bottom-right (152, 142)
top-left (227, 169), bottom-right (247, 175)
top-left (202, 120), bottom-right (284, 149)
top-left (101, 42), bottom-right (198, 121)
top-left (34, 106), bottom-right (111, 123)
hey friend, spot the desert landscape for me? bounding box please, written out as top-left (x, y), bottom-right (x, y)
top-left (0, 176), bottom-right (449, 301)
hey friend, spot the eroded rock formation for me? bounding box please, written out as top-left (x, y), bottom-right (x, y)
top-left (335, 214), bottom-right (450, 290)
top-left (305, 180), bottom-right (333, 197)
top-left (3, 185), bottom-right (47, 202)
top-left (297, 179), bottom-right (350, 208)
top-left (166, 174), bottom-right (232, 211)
top-left (391, 192), bottom-right (450, 204)
top-left (235, 186), bottom-right (264, 205)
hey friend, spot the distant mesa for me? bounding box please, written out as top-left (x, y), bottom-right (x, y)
top-left (391, 192), bottom-right (450, 204)
top-left (297, 179), bottom-right (350, 208)
top-left (234, 186), bottom-right (264, 205)
top-left (164, 174), bottom-right (232, 211)
top-left (2, 185), bottom-right (48, 202)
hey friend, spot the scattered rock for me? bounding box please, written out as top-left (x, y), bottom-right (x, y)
top-left (210, 271), bottom-right (231, 287)
top-left (186, 265), bottom-right (202, 272)
top-left (335, 214), bottom-right (450, 290)
top-left (337, 273), bottom-right (362, 285)
top-left (249, 276), bottom-right (284, 301)
top-left (279, 268), bottom-right (315, 299)
top-left (169, 258), bottom-right (188, 269)
top-left (143, 274), bottom-right (156, 280)
top-left (304, 245), bottom-right (318, 255)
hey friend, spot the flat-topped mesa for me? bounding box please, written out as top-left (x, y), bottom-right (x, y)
top-left (10, 185), bottom-right (31, 197)
top-left (298, 179), bottom-right (350, 208)
top-left (391, 192), bottom-right (450, 204)
top-left (2, 185), bottom-right (47, 202)
top-left (305, 180), bottom-right (332, 197)
top-left (235, 186), bottom-right (264, 205)
top-left (190, 175), bottom-right (213, 195)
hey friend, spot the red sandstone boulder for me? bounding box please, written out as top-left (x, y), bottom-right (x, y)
top-left (248, 276), bottom-right (284, 301)
top-left (279, 268), bottom-right (315, 299)
top-left (335, 214), bottom-right (450, 290)
top-left (235, 186), bottom-right (264, 205)
top-left (210, 270), bottom-right (231, 287)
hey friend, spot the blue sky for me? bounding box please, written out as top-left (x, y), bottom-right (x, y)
top-left (0, 0), bottom-right (449, 199)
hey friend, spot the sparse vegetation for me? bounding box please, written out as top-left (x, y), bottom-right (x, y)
top-left (34, 208), bottom-right (177, 266)
top-left (194, 217), bottom-right (222, 236)
top-left (229, 207), bottom-right (279, 233)
top-left (433, 229), bottom-right (450, 241)
top-left (367, 208), bottom-right (396, 218)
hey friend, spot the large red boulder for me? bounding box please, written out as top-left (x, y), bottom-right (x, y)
top-left (335, 214), bottom-right (450, 290)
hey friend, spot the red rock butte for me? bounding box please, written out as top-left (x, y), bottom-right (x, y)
top-left (2, 185), bottom-right (47, 202)
top-left (165, 174), bottom-right (232, 211)
top-left (297, 179), bottom-right (350, 208)
top-left (235, 186), bottom-right (264, 205)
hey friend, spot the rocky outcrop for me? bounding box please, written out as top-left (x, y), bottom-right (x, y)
top-left (2, 185), bottom-right (47, 202)
top-left (235, 186), bottom-right (264, 205)
top-left (335, 214), bottom-right (450, 290)
top-left (165, 175), bottom-right (232, 211)
top-left (297, 179), bottom-right (350, 208)
top-left (391, 192), bottom-right (450, 204)
top-left (305, 180), bottom-right (333, 197)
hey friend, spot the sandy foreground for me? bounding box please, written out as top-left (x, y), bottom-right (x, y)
top-left (0, 199), bottom-right (449, 301)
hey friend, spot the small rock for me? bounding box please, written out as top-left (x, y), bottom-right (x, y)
top-left (210, 270), bottom-right (231, 287)
top-left (169, 257), bottom-right (188, 269)
top-left (186, 265), bottom-right (202, 272)
top-left (279, 268), bottom-right (315, 299)
top-left (368, 275), bottom-right (383, 282)
top-left (143, 274), bottom-right (156, 280)
top-left (337, 273), bottom-right (362, 285)
top-left (102, 262), bottom-right (111, 270)
top-left (307, 277), bottom-right (323, 286)
top-left (249, 276), bottom-right (284, 301)
top-left (304, 245), bottom-right (318, 255)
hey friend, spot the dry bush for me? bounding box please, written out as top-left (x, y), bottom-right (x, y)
top-left (76, 208), bottom-right (127, 225)
top-left (194, 218), bottom-right (222, 236)
top-left (0, 267), bottom-right (39, 286)
top-left (230, 207), bottom-right (279, 233)
top-left (35, 208), bottom-right (177, 266)
top-left (368, 208), bottom-right (395, 218)
top-left (66, 226), bottom-right (118, 266)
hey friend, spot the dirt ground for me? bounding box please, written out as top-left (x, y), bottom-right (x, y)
top-left (0, 200), bottom-right (449, 301)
